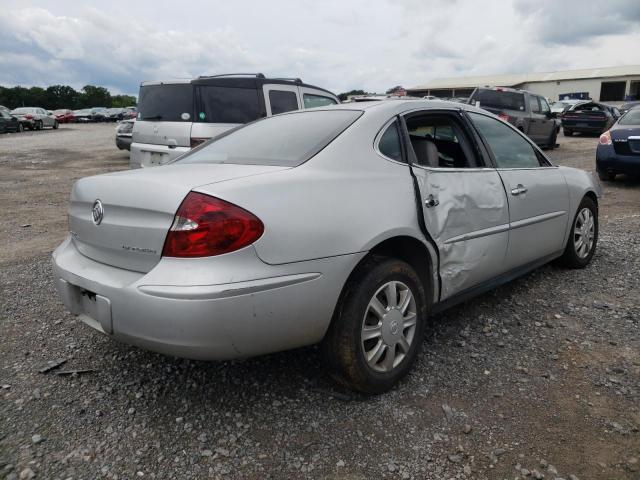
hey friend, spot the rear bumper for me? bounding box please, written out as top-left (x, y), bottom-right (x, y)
top-left (596, 146), bottom-right (640, 175)
top-left (130, 142), bottom-right (190, 169)
top-left (115, 135), bottom-right (132, 150)
top-left (52, 237), bottom-right (362, 360)
top-left (562, 122), bottom-right (605, 133)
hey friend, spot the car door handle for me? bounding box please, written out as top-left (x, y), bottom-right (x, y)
top-left (511, 184), bottom-right (528, 196)
top-left (425, 194), bottom-right (439, 208)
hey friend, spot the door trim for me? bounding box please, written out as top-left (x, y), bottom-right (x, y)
top-left (444, 223), bottom-right (510, 244)
top-left (510, 210), bottom-right (567, 230)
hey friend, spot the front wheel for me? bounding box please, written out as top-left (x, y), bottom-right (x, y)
top-left (17, 123), bottom-right (24, 133)
top-left (558, 197), bottom-right (598, 268)
top-left (35, 120), bottom-right (43, 130)
top-left (322, 257), bottom-right (428, 394)
top-left (53, 121), bottom-right (59, 129)
top-left (546, 127), bottom-right (557, 149)
top-left (563, 128), bottom-right (573, 137)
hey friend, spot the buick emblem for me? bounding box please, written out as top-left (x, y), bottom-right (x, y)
top-left (91, 199), bottom-right (104, 225)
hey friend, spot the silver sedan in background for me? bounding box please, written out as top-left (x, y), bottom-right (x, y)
top-left (10, 107), bottom-right (58, 130)
top-left (52, 101), bottom-right (600, 393)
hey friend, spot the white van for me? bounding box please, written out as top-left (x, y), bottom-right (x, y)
top-left (130, 73), bottom-right (339, 168)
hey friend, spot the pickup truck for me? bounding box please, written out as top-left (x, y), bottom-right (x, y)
top-left (468, 86), bottom-right (558, 149)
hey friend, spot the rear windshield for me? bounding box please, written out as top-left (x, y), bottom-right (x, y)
top-left (619, 109), bottom-right (640, 125)
top-left (470, 89), bottom-right (525, 111)
top-left (175, 110), bottom-right (362, 167)
top-left (138, 83), bottom-right (193, 122)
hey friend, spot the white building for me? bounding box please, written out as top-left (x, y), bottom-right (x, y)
top-left (407, 65), bottom-right (640, 103)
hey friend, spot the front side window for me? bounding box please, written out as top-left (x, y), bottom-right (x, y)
top-left (176, 110), bottom-right (362, 167)
top-left (529, 96), bottom-right (540, 113)
top-left (469, 112), bottom-right (541, 168)
top-left (197, 86), bottom-right (261, 123)
top-left (303, 94), bottom-right (337, 109)
top-left (539, 97), bottom-right (550, 114)
top-left (378, 121), bottom-right (403, 162)
top-left (268, 90), bottom-right (298, 115)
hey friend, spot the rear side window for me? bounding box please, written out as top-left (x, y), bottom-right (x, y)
top-left (268, 90), bottom-right (298, 115)
top-left (176, 110), bottom-right (362, 167)
top-left (469, 112), bottom-right (541, 168)
top-left (378, 121), bottom-right (403, 162)
top-left (197, 86), bottom-right (262, 123)
top-left (303, 94), bottom-right (337, 109)
top-left (471, 89), bottom-right (525, 111)
top-left (620, 110), bottom-right (640, 125)
top-left (138, 84), bottom-right (193, 122)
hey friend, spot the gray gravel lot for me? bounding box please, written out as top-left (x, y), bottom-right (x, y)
top-left (1, 124), bottom-right (639, 479)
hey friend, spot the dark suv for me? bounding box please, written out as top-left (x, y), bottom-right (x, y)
top-left (131, 73), bottom-right (339, 168)
top-left (468, 87), bottom-right (557, 149)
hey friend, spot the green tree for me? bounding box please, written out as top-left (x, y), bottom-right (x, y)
top-left (79, 85), bottom-right (111, 108)
top-left (337, 89), bottom-right (367, 101)
top-left (45, 85), bottom-right (80, 109)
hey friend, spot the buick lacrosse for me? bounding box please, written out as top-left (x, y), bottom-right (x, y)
top-left (53, 101), bottom-right (600, 393)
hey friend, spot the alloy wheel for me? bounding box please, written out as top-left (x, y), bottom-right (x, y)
top-left (574, 207), bottom-right (595, 259)
top-left (361, 281), bottom-right (417, 373)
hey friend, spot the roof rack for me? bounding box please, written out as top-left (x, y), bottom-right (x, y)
top-left (197, 73), bottom-right (266, 79)
top-left (271, 77), bottom-right (303, 83)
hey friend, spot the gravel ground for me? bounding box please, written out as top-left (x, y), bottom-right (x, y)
top-left (1, 124), bottom-right (639, 480)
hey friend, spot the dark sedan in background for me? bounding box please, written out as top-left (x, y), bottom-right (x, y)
top-left (0, 109), bottom-right (23, 133)
top-left (596, 108), bottom-right (640, 181)
top-left (562, 102), bottom-right (620, 136)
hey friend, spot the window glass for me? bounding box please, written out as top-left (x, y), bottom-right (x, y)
top-left (619, 109), bottom-right (640, 125)
top-left (470, 89), bottom-right (525, 111)
top-left (469, 112), bottom-right (541, 168)
top-left (405, 115), bottom-right (475, 168)
top-left (197, 86), bottom-right (261, 123)
top-left (529, 96), bottom-right (540, 113)
top-left (303, 94), bottom-right (337, 109)
top-left (176, 110), bottom-right (362, 167)
top-left (138, 83), bottom-right (193, 122)
top-left (378, 121), bottom-right (403, 162)
top-left (539, 97), bottom-right (550, 114)
top-left (268, 90), bottom-right (298, 115)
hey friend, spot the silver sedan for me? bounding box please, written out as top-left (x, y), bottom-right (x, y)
top-left (53, 100), bottom-right (601, 393)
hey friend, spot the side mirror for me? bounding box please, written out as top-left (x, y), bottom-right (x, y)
top-left (548, 111), bottom-right (557, 119)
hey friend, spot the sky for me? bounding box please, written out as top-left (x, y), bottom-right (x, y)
top-left (1, 0), bottom-right (640, 96)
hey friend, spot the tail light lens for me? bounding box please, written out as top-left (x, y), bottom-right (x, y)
top-left (25, 114), bottom-right (33, 119)
top-left (599, 130), bottom-right (612, 145)
top-left (162, 192), bottom-right (264, 258)
top-left (190, 137), bottom-right (208, 148)
top-left (498, 113), bottom-right (511, 122)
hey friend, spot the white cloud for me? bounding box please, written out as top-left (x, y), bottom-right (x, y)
top-left (0, 0), bottom-right (639, 95)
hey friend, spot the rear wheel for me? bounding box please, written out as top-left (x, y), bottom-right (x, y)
top-left (17, 123), bottom-right (24, 133)
top-left (35, 120), bottom-right (43, 130)
top-left (322, 257), bottom-right (428, 394)
top-left (53, 120), bottom-right (59, 129)
top-left (597, 170), bottom-right (615, 181)
top-left (558, 196), bottom-right (598, 268)
top-left (563, 128), bottom-right (573, 137)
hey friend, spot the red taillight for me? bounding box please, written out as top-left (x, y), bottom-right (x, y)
top-left (599, 130), bottom-right (612, 145)
top-left (162, 192), bottom-right (264, 258)
top-left (25, 114), bottom-right (33, 119)
top-left (498, 113), bottom-right (510, 122)
top-left (190, 137), bottom-right (208, 148)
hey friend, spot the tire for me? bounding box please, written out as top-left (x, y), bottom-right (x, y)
top-left (17, 123), bottom-right (24, 133)
top-left (53, 121), bottom-right (59, 129)
top-left (597, 170), bottom-right (615, 182)
top-left (35, 120), bottom-right (42, 131)
top-left (546, 127), bottom-right (557, 149)
top-left (321, 256), bottom-right (428, 394)
top-left (563, 128), bottom-right (573, 137)
top-left (557, 196), bottom-right (598, 269)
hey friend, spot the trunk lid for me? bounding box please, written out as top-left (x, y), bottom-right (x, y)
top-left (133, 120), bottom-right (192, 147)
top-left (68, 163), bottom-right (287, 273)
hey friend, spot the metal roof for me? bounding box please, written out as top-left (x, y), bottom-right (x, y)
top-left (408, 65), bottom-right (640, 91)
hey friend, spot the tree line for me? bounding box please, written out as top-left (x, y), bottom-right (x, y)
top-left (0, 85), bottom-right (137, 110)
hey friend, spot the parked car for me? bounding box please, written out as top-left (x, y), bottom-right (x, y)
top-left (53, 109), bottom-right (75, 123)
top-left (52, 100), bottom-right (600, 394)
top-left (10, 107), bottom-right (58, 130)
top-left (596, 108), bottom-right (640, 181)
top-left (105, 108), bottom-right (126, 122)
top-left (115, 120), bottom-right (134, 150)
top-left (561, 102), bottom-right (619, 136)
top-left (0, 105), bottom-right (10, 113)
top-left (124, 106), bottom-right (138, 119)
top-left (0, 109), bottom-right (23, 133)
top-left (619, 100), bottom-right (640, 115)
top-left (130, 73), bottom-right (339, 168)
top-left (468, 87), bottom-right (557, 149)
top-left (73, 109), bottom-right (94, 122)
top-left (91, 108), bottom-right (108, 122)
